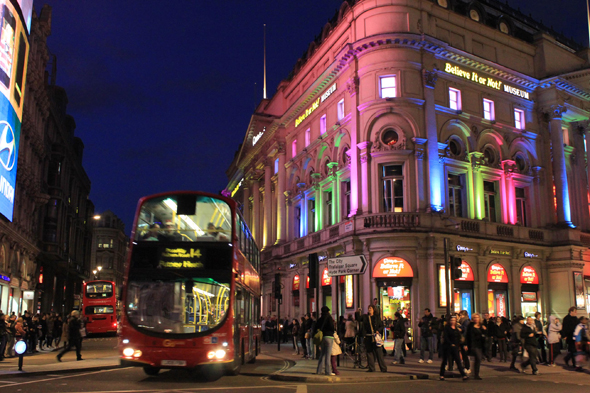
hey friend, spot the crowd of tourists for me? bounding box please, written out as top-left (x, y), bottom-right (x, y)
top-left (260, 304), bottom-right (590, 378)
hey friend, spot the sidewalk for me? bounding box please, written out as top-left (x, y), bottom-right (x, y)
top-left (260, 341), bottom-right (581, 383)
top-left (0, 339), bottom-right (120, 378)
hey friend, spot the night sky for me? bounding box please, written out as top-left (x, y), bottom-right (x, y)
top-left (30, 1), bottom-right (589, 233)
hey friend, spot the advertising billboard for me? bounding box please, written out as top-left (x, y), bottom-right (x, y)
top-left (0, 0), bottom-right (28, 221)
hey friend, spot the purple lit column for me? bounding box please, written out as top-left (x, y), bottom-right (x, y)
top-left (347, 75), bottom-right (360, 216)
top-left (548, 105), bottom-right (572, 226)
top-left (357, 142), bottom-right (371, 214)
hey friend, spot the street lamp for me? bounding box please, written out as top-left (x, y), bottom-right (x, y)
top-left (93, 215), bottom-right (101, 220)
top-left (97, 266), bottom-right (102, 280)
top-left (92, 269), bottom-right (97, 279)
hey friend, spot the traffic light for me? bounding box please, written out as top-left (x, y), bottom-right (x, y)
top-left (308, 253), bottom-right (319, 289)
top-left (451, 256), bottom-right (463, 280)
top-left (274, 273), bottom-right (281, 298)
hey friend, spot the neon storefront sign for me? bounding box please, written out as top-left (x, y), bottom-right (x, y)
top-left (345, 275), bottom-right (353, 308)
top-left (444, 63), bottom-right (530, 100)
top-left (292, 275), bottom-right (300, 291)
top-left (520, 266), bottom-right (539, 284)
top-left (321, 268), bottom-right (332, 286)
top-left (373, 257), bottom-right (414, 278)
top-left (487, 263), bottom-right (508, 283)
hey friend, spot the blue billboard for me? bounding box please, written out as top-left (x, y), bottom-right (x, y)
top-left (0, 93), bottom-right (18, 221)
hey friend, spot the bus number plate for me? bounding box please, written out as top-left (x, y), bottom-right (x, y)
top-left (161, 360), bottom-right (187, 366)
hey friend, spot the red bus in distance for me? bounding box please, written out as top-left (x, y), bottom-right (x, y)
top-left (119, 191), bottom-right (261, 377)
top-left (83, 280), bottom-right (118, 335)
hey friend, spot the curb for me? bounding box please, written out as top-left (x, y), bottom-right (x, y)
top-left (0, 364), bottom-right (121, 379)
top-left (268, 372), bottom-right (431, 383)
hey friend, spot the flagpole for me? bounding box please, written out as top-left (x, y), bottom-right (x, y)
top-left (263, 24), bottom-right (267, 100)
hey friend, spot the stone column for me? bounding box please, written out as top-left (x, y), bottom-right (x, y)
top-left (242, 182), bottom-right (251, 225)
top-left (547, 105), bottom-right (572, 226)
top-left (357, 142), bottom-right (371, 214)
top-left (251, 179), bottom-right (260, 244)
top-left (276, 147), bottom-right (287, 243)
top-left (263, 163), bottom-right (272, 248)
top-left (423, 69), bottom-right (443, 211)
top-left (413, 138), bottom-right (428, 211)
top-left (469, 152), bottom-right (484, 220)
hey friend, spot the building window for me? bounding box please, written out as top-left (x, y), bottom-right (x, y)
top-left (483, 99), bottom-right (495, 121)
top-left (292, 139), bottom-right (297, 158)
top-left (448, 174), bottom-right (464, 218)
top-left (320, 114), bottom-right (327, 135)
top-left (380, 75), bottom-right (397, 98)
top-left (342, 180), bottom-right (351, 219)
top-left (514, 108), bottom-right (525, 130)
top-left (381, 165), bottom-right (404, 212)
top-left (337, 99), bottom-right (345, 121)
top-left (483, 181), bottom-right (498, 222)
top-left (325, 191), bottom-right (332, 227)
top-left (274, 158), bottom-right (279, 175)
top-left (295, 205), bottom-right (301, 239)
top-left (308, 198), bottom-right (316, 233)
top-left (515, 187), bottom-right (528, 226)
top-left (305, 128), bottom-right (311, 147)
top-left (449, 88), bottom-right (461, 111)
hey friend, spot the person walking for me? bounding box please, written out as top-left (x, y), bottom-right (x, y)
top-left (314, 306), bottom-right (335, 375)
top-left (57, 311), bottom-right (83, 362)
top-left (46, 314), bottom-right (54, 349)
top-left (509, 316), bottom-right (524, 371)
top-left (562, 307), bottom-right (580, 369)
top-left (0, 314), bottom-right (7, 361)
top-left (4, 315), bottom-right (15, 358)
top-left (418, 308), bottom-right (436, 364)
top-left (465, 313), bottom-right (486, 380)
top-left (520, 317), bottom-right (539, 375)
top-left (534, 312), bottom-right (547, 364)
top-left (493, 316), bottom-right (509, 362)
top-left (458, 310), bottom-right (471, 373)
top-left (439, 315), bottom-right (468, 381)
top-left (546, 316), bottom-right (562, 366)
top-left (54, 315), bottom-right (63, 348)
top-left (361, 304), bottom-right (387, 373)
top-left (331, 331), bottom-right (342, 375)
top-left (261, 316), bottom-right (267, 343)
top-left (344, 314), bottom-right (356, 353)
top-left (573, 316), bottom-right (588, 372)
top-left (298, 316), bottom-right (308, 358)
top-left (391, 312), bottom-right (406, 365)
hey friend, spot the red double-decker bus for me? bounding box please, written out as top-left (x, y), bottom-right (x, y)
top-left (83, 280), bottom-right (118, 335)
top-left (119, 191), bottom-right (261, 377)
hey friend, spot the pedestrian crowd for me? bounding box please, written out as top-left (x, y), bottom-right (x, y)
top-left (0, 309), bottom-right (86, 362)
top-left (260, 304), bottom-right (590, 378)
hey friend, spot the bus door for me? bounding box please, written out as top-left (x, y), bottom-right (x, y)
top-left (234, 287), bottom-right (244, 363)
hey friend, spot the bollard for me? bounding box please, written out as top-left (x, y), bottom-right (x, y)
top-left (14, 340), bottom-right (27, 371)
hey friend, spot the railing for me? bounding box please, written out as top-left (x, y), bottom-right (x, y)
top-left (461, 220), bottom-right (480, 233)
top-left (529, 230), bottom-right (545, 241)
top-left (362, 213), bottom-right (419, 229)
top-left (329, 226), bottom-right (340, 238)
top-left (311, 233), bottom-right (321, 243)
top-left (283, 244), bottom-right (291, 254)
top-left (496, 225), bottom-right (514, 237)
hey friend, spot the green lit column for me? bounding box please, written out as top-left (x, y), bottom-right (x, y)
top-left (469, 152), bottom-right (485, 220)
top-left (328, 162), bottom-right (339, 226)
top-left (357, 142), bottom-right (371, 214)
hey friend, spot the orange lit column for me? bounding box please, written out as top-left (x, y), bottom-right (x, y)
top-left (357, 142), bottom-right (371, 214)
top-left (276, 148), bottom-right (286, 243)
top-left (548, 105), bottom-right (572, 226)
top-left (263, 163), bottom-right (272, 248)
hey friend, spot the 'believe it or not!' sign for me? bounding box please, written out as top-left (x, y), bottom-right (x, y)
top-left (520, 266), bottom-right (539, 284)
top-left (487, 263), bottom-right (508, 283)
top-left (327, 255), bottom-right (367, 276)
top-left (372, 257), bottom-right (414, 278)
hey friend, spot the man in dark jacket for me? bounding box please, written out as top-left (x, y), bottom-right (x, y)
top-left (482, 313), bottom-right (494, 361)
top-left (510, 316), bottom-right (524, 371)
top-left (56, 311), bottom-right (83, 362)
top-left (391, 312), bottom-right (406, 365)
top-left (534, 312), bottom-right (546, 364)
top-left (562, 307), bottom-right (580, 368)
top-left (361, 305), bottom-right (387, 372)
top-left (520, 317), bottom-right (539, 375)
top-left (418, 308), bottom-right (436, 363)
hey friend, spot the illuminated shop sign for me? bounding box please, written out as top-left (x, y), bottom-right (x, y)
top-left (520, 266), bottom-right (539, 284)
top-left (345, 275), bottom-right (353, 308)
top-left (490, 249), bottom-right (511, 256)
top-left (0, 274), bottom-right (9, 282)
top-left (321, 268), bottom-right (332, 286)
top-left (444, 63), bottom-right (530, 100)
top-left (0, 0), bottom-right (29, 222)
top-left (487, 263), bottom-right (508, 283)
top-left (292, 275), bottom-right (300, 291)
top-left (294, 83), bottom-right (337, 127)
top-left (373, 257), bottom-right (414, 278)
top-left (159, 247), bottom-right (204, 269)
top-left (456, 245), bottom-right (473, 252)
top-left (522, 292), bottom-right (537, 302)
top-left (524, 252), bottom-right (538, 258)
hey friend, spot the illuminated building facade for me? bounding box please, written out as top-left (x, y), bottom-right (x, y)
top-left (90, 211), bottom-right (128, 294)
top-left (226, 0), bottom-right (590, 329)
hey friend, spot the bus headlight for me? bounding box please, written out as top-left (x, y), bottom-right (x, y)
top-left (215, 350), bottom-right (226, 359)
top-left (123, 348), bottom-right (134, 357)
top-left (133, 350), bottom-right (142, 358)
top-left (207, 351), bottom-right (216, 359)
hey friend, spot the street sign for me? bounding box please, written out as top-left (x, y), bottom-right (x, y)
top-left (327, 255), bottom-right (367, 276)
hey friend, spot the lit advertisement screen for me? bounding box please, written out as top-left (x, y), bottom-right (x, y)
top-left (16, 0), bottom-right (32, 34)
top-left (0, 0), bottom-right (28, 221)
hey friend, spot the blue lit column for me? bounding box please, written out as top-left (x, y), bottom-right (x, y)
top-left (548, 105), bottom-right (572, 226)
top-left (423, 69), bottom-right (443, 212)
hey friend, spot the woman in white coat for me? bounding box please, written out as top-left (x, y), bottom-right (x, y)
top-left (331, 332), bottom-right (342, 375)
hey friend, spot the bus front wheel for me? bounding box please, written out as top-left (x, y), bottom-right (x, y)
top-left (143, 366), bottom-right (160, 376)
